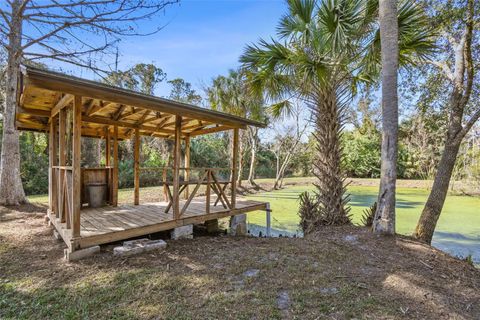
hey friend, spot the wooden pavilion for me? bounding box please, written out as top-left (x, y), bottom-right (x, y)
top-left (16, 66), bottom-right (268, 256)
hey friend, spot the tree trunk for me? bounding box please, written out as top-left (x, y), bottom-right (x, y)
top-left (237, 130), bottom-right (243, 187)
top-left (413, 0), bottom-right (475, 243)
top-left (247, 127), bottom-right (258, 186)
top-left (373, 0), bottom-right (399, 235)
top-left (0, 1), bottom-right (27, 205)
top-left (310, 87), bottom-right (350, 225)
top-left (413, 139), bottom-right (461, 243)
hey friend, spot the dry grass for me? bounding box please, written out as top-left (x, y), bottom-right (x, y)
top-left (0, 204), bottom-right (479, 319)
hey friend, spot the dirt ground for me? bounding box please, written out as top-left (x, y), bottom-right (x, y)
top-left (0, 204), bottom-right (479, 319)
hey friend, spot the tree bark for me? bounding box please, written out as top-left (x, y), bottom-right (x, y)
top-left (0, 1), bottom-right (27, 205)
top-left (414, 139), bottom-right (461, 243)
top-left (373, 0), bottom-right (399, 235)
top-left (310, 87), bottom-right (350, 225)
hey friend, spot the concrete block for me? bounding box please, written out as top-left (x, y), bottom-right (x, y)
top-left (64, 245), bottom-right (100, 261)
top-left (171, 224), bottom-right (193, 240)
top-left (230, 214), bottom-right (247, 236)
top-left (205, 219), bottom-right (220, 233)
top-left (114, 239), bottom-right (167, 256)
top-left (53, 230), bottom-right (62, 241)
top-left (123, 238), bottom-right (150, 248)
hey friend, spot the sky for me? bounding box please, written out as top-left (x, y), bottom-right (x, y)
top-left (90, 0), bottom-right (288, 98)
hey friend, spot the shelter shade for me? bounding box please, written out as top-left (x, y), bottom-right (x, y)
top-left (16, 66), bottom-right (265, 140)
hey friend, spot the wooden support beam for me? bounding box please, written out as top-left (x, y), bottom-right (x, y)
top-left (48, 116), bottom-right (58, 212)
top-left (184, 135), bottom-right (190, 200)
top-left (112, 125), bottom-right (119, 206)
top-left (58, 108), bottom-right (66, 221)
top-left (172, 115), bottom-right (182, 220)
top-left (189, 125), bottom-right (232, 136)
top-left (112, 104), bottom-right (126, 120)
top-left (119, 107), bottom-right (144, 120)
top-left (231, 128), bottom-right (239, 209)
top-left (105, 127), bottom-right (110, 166)
top-left (51, 94), bottom-right (74, 117)
top-left (82, 115), bottom-right (177, 136)
top-left (88, 101), bottom-right (117, 116)
top-left (134, 128), bottom-right (140, 205)
top-left (136, 109), bottom-right (151, 123)
top-left (72, 95), bottom-right (82, 238)
top-left (83, 99), bottom-right (95, 113)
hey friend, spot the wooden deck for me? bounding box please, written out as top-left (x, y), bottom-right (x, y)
top-left (48, 197), bottom-right (267, 250)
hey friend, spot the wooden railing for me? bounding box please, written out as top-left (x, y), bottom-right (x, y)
top-left (52, 166), bottom-right (73, 229)
top-left (139, 167), bottom-right (233, 216)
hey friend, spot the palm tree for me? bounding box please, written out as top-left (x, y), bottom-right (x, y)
top-left (241, 0), bottom-right (433, 232)
top-left (373, 0), bottom-right (399, 235)
top-left (207, 69), bottom-right (266, 186)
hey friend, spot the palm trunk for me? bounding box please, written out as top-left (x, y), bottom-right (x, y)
top-left (0, 1), bottom-right (27, 205)
top-left (413, 139), bottom-right (461, 243)
top-left (373, 0), bottom-right (399, 234)
top-left (311, 87), bottom-right (350, 225)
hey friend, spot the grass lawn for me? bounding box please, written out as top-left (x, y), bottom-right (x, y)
top-left (245, 184), bottom-right (480, 263)
top-left (1, 205), bottom-right (479, 319)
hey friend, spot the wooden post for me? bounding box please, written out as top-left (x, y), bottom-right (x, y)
top-left (72, 95), bottom-right (82, 238)
top-left (206, 170), bottom-right (211, 214)
top-left (58, 108), bottom-right (66, 221)
top-left (105, 127), bottom-right (110, 166)
top-left (48, 117), bottom-right (58, 212)
top-left (231, 128), bottom-right (239, 209)
top-left (134, 128), bottom-right (140, 205)
top-left (104, 127), bottom-right (112, 204)
top-left (184, 135), bottom-right (190, 200)
top-left (172, 115), bottom-right (182, 219)
top-left (112, 125), bottom-right (119, 206)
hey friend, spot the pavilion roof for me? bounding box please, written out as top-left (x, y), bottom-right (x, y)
top-left (16, 66), bottom-right (266, 140)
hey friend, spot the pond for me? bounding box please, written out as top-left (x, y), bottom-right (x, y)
top-left (246, 185), bottom-right (480, 264)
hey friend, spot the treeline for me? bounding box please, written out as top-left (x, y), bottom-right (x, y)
top-left (10, 105), bottom-right (479, 196)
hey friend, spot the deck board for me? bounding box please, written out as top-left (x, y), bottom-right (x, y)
top-left (55, 197), bottom-right (268, 248)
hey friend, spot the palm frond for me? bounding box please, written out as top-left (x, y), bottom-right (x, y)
top-left (267, 100), bottom-right (294, 119)
top-left (277, 0), bottom-right (316, 40)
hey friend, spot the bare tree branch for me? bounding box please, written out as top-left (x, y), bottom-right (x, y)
top-left (425, 60), bottom-right (454, 81)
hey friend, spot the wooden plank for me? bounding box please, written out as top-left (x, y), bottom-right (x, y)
top-left (88, 101), bottom-right (117, 116)
top-left (112, 125), bottom-right (119, 206)
top-left (48, 117), bottom-right (57, 212)
top-left (180, 170), bottom-right (208, 215)
top-left (231, 128), bottom-right (239, 209)
top-left (105, 127), bottom-right (110, 166)
top-left (134, 128), bottom-right (140, 205)
top-left (58, 109), bottom-right (66, 221)
top-left (172, 115), bottom-right (182, 219)
top-left (82, 115), bottom-right (177, 136)
top-left (72, 96), bottom-right (82, 238)
top-left (184, 136), bottom-right (190, 200)
top-left (51, 94), bottom-right (73, 117)
top-left (206, 170), bottom-right (211, 214)
top-left (188, 125), bottom-right (233, 136)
